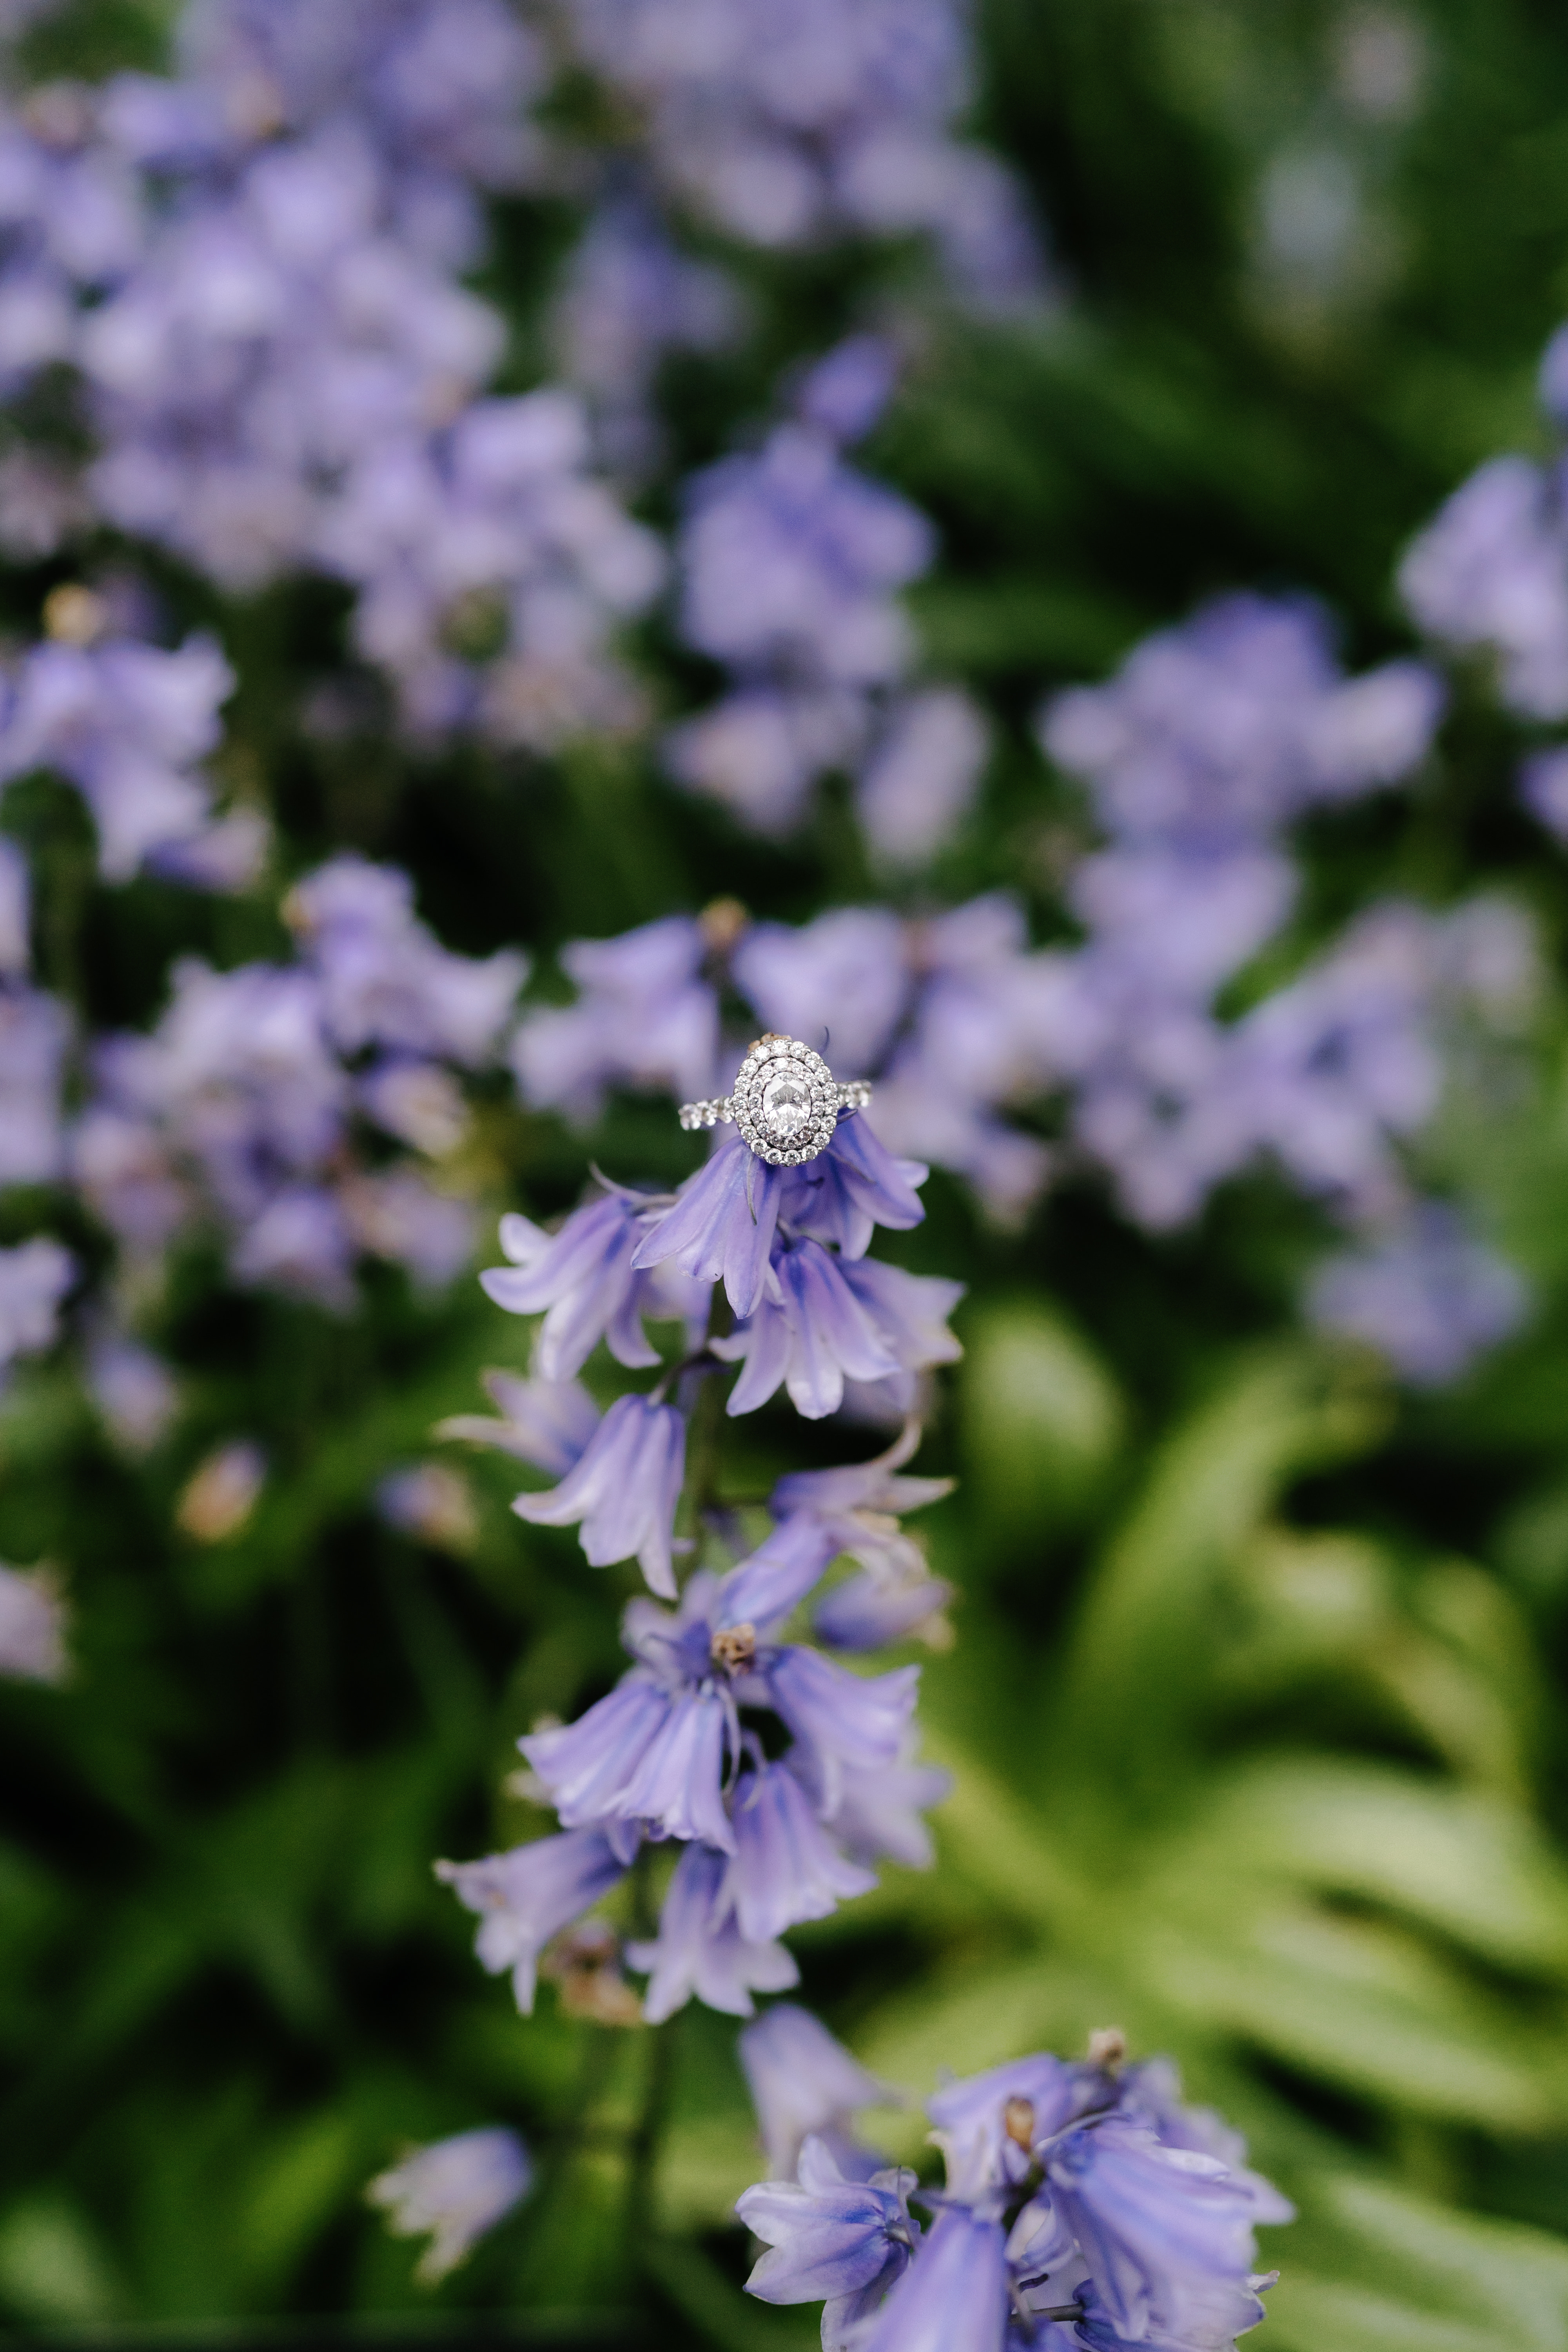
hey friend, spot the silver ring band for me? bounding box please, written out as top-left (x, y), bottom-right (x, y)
top-left (679, 1037), bottom-right (871, 1164)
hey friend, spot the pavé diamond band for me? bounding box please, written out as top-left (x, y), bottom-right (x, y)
top-left (680, 1035), bottom-right (872, 1165)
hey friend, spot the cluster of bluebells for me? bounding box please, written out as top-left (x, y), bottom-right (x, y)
top-left (734, 2013), bottom-right (1291, 2352)
top-left (512, 588), bottom-right (1536, 1381)
top-left (0, 0), bottom-right (663, 746)
top-left (75, 851), bottom-right (523, 1309)
top-left (0, 589), bottom-right (262, 889)
top-left (667, 335), bottom-right (991, 864)
top-left (435, 1090), bottom-right (959, 2028)
top-left (554, 0), bottom-right (1045, 308)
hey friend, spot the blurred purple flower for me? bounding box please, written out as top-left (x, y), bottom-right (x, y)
top-left (0, 1561), bottom-right (66, 1682)
top-left (436, 1827), bottom-right (630, 2012)
top-left (1401, 454), bottom-right (1568, 720)
top-left (511, 1390), bottom-right (686, 1597)
top-left (740, 2003), bottom-right (898, 2181)
top-left (512, 914), bottom-right (719, 1124)
top-left (0, 1235), bottom-right (71, 1377)
top-left (435, 1370), bottom-right (601, 1477)
top-left (725, 1757), bottom-right (878, 1940)
top-left (367, 2125), bottom-right (532, 2285)
top-left (627, 1838), bottom-right (798, 2022)
top-left (1308, 1202), bottom-right (1527, 1385)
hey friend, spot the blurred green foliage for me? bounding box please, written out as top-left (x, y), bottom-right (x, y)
top-left (5, 0), bottom-right (1568, 2342)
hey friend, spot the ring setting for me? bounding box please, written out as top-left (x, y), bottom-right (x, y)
top-left (680, 1035), bottom-right (872, 1165)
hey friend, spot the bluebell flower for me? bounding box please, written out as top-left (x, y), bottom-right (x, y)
top-left (512, 914), bottom-right (719, 1125)
top-left (1401, 452), bottom-right (1568, 720)
top-left (739, 2135), bottom-right (919, 2347)
top-left (631, 1134), bottom-right (784, 1320)
top-left (726, 1759), bottom-right (877, 1940)
top-left (512, 1390), bottom-right (685, 1598)
top-left (771, 1419), bottom-right (953, 1583)
top-left (767, 1644), bottom-right (920, 1816)
top-left (0, 985), bottom-right (67, 1188)
top-left (829, 1744), bottom-right (952, 1868)
top-left (1043, 2120), bottom-right (1261, 2345)
top-left (435, 1369), bottom-right (600, 1477)
top-left (1307, 1201), bottom-right (1526, 1387)
top-left (739, 2004), bottom-right (899, 2181)
top-left (0, 1562), bottom-right (67, 1684)
top-left (713, 1238), bottom-right (904, 1418)
top-left (814, 1570), bottom-right (952, 1650)
top-left (857, 687), bottom-right (989, 872)
top-left (778, 1112), bottom-right (929, 1259)
top-left (739, 2042), bottom-right (1288, 2346)
top-left (733, 907), bottom-right (908, 1077)
top-left (367, 2125), bottom-right (532, 2284)
top-left (628, 1840), bottom-right (798, 2021)
top-left (479, 1190), bottom-right (685, 1379)
top-left (860, 2205), bottom-right (1010, 2352)
top-left (0, 1236), bottom-right (73, 1381)
top-left (436, 1826), bottom-right (630, 2012)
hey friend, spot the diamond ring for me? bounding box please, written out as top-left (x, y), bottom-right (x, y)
top-left (680, 1034), bottom-right (872, 1165)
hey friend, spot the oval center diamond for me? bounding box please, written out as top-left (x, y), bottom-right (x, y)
top-left (762, 1073), bottom-right (811, 1136)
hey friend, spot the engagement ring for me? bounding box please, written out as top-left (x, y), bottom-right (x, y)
top-left (680, 1035), bottom-right (872, 1165)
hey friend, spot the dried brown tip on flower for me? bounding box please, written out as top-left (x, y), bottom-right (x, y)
top-left (699, 895), bottom-right (749, 954)
top-left (710, 1622), bottom-right (757, 1675)
top-left (1087, 2026), bottom-right (1128, 2070)
top-left (42, 584), bottom-right (108, 645)
top-left (543, 1922), bottom-right (643, 2027)
top-left (1003, 2096), bottom-right (1035, 2151)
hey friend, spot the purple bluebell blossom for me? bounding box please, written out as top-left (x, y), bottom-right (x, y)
top-left (1307, 1202), bottom-right (1527, 1385)
top-left (0, 630), bottom-right (239, 884)
top-left (85, 1325), bottom-right (178, 1454)
top-left (739, 2004), bottom-right (898, 2181)
top-left (767, 1644), bottom-right (919, 1817)
top-left (367, 2125), bottom-right (532, 2285)
top-left (480, 1189), bottom-right (700, 1381)
top-left (435, 1370), bottom-right (600, 1477)
top-left (813, 1570), bottom-right (951, 1650)
top-left (796, 336), bottom-right (899, 445)
top-left (284, 855), bottom-right (525, 1066)
top-left (740, 2040), bottom-right (1288, 2348)
top-left (739, 2135), bottom-right (920, 2344)
top-left (857, 687), bottom-right (989, 869)
top-left (0, 1561), bottom-right (67, 1682)
top-left (726, 1758), bottom-right (878, 1939)
top-left (627, 1839), bottom-right (798, 2022)
top-left (1400, 454), bottom-right (1568, 720)
top-left (552, 195), bottom-right (741, 478)
top-left (771, 1420), bottom-right (953, 1582)
top-left (512, 915), bottom-right (719, 1124)
top-left (511, 1390), bottom-right (685, 1598)
top-left (557, 0), bottom-right (1044, 309)
top-left (713, 1237), bottom-right (904, 1418)
top-left (632, 1135), bottom-right (784, 1321)
top-left (0, 1235), bottom-right (72, 1378)
top-left (435, 1827), bottom-right (630, 2013)
top-left (677, 426), bottom-right (933, 676)
top-left (666, 682), bottom-right (869, 835)
top-left (733, 906), bottom-right (907, 1075)
top-left (0, 984), bottom-right (67, 1186)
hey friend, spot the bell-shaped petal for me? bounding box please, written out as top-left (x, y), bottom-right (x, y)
top-left (726, 1760), bottom-right (877, 1941)
top-left (435, 1828), bottom-right (629, 2012)
top-left (480, 1192), bottom-right (672, 1378)
top-left (766, 1645), bottom-right (919, 1815)
top-left (778, 1114), bottom-right (928, 1258)
top-left (512, 1390), bottom-right (685, 1597)
top-left (717, 1513), bottom-right (842, 1632)
top-left (740, 2134), bottom-right (916, 2313)
top-left (740, 2005), bottom-right (899, 2183)
top-left (521, 1674), bottom-right (735, 1850)
top-left (367, 2127), bottom-right (532, 2285)
top-left (631, 1135), bottom-right (782, 1318)
top-left (860, 2205), bottom-right (1010, 2352)
top-left (435, 1369), bottom-right (599, 1477)
top-left (715, 1238), bottom-right (903, 1419)
top-left (628, 1841), bottom-right (797, 2021)
top-left (1045, 2120), bottom-right (1261, 2345)
top-left (813, 1570), bottom-right (952, 1650)
top-left (830, 1748), bottom-right (953, 1869)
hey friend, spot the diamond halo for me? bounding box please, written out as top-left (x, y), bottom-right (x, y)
top-left (733, 1034), bottom-right (837, 1165)
top-left (679, 1034), bottom-right (869, 1163)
